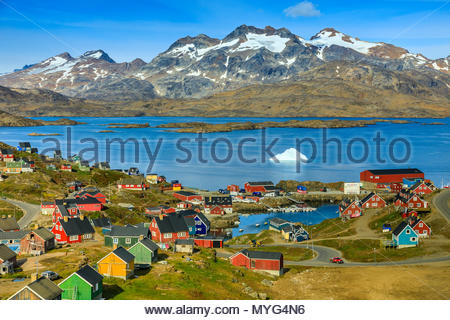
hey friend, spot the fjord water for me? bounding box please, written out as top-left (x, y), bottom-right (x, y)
top-left (0, 116), bottom-right (448, 190)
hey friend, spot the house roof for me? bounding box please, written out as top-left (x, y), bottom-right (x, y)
top-left (138, 238), bottom-right (159, 252)
top-left (177, 210), bottom-right (210, 229)
top-left (339, 198), bottom-right (359, 211)
top-left (112, 247), bottom-right (134, 263)
top-left (174, 191), bottom-right (198, 197)
top-left (183, 216), bottom-right (195, 228)
top-left (0, 243), bottom-right (16, 261)
top-left (175, 238), bottom-right (194, 245)
top-left (204, 196), bottom-right (232, 206)
top-left (59, 217), bottom-right (95, 236)
top-left (240, 249), bottom-right (282, 260)
top-left (366, 168), bottom-right (423, 175)
top-left (26, 277), bottom-right (62, 300)
top-left (90, 217), bottom-right (111, 228)
top-left (33, 228), bottom-right (55, 241)
top-left (393, 221), bottom-right (411, 236)
top-left (0, 217), bottom-right (20, 231)
top-left (75, 265), bottom-right (103, 286)
top-left (153, 215), bottom-right (189, 234)
top-left (19, 142), bottom-right (31, 148)
top-left (0, 230), bottom-right (28, 241)
top-left (410, 181), bottom-right (428, 191)
top-left (107, 225), bottom-right (148, 238)
top-left (119, 178), bottom-right (145, 185)
top-left (246, 181), bottom-right (274, 186)
top-left (269, 217), bottom-right (290, 226)
top-left (196, 235), bottom-right (224, 241)
top-left (360, 192), bottom-right (376, 205)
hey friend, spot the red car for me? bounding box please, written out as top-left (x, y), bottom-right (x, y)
top-left (329, 257), bottom-right (344, 264)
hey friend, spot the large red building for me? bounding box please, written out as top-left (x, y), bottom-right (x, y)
top-left (230, 249), bottom-right (283, 276)
top-left (360, 169), bottom-right (424, 186)
top-left (172, 191), bottom-right (203, 202)
top-left (244, 181), bottom-right (275, 193)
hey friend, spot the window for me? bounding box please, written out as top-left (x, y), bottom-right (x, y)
top-left (125, 238), bottom-right (131, 244)
top-left (70, 235), bottom-right (78, 241)
top-left (164, 233), bottom-right (172, 239)
top-left (95, 283), bottom-right (98, 291)
top-left (413, 196), bottom-right (417, 201)
top-left (417, 203), bottom-right (421, 207)
top-left (411, 237), bottom-right (416, 242)
top-left (152, 231), bottom-right (156, 237)
top-left (113, 238), bottom-right (118, 244)
top-left (251, 260), bottom-right (255, 268)
top-left (406, 229), bottom-right (410, 234)
top-left (56, 234), bottom-right (61, 240)
top-left (178, 232), bottom-right (186, 237)
top-left (423, 230), bottom-right (427, 235)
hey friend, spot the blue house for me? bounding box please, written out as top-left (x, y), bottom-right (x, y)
top-left (392, 221), bottom-right (419, 248)
top-left (178, 210), bottom-right (210, 236)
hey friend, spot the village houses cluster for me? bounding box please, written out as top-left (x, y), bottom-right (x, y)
top-left (0, 142), bottom-right (440, 299)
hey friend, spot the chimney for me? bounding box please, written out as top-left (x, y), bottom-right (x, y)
top-left (80, 214), bottom-right (84, 221)
top-left (7, 214), bottom-right (12, 218)
top-left (139, 235), bottom-right (144, 240)
top-left (64, 216), bottom-right (68, 222)
top-left (1, 215), bottom-right (5, 219)
top-left (159, 213), bottom-right (164, 220)
top-left (31, 273), bottom-right (39, 282)
top-left (34, 224), bottom-right (39, 230)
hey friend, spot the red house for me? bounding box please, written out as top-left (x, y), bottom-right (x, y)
top-left (390, 183), bottom-right (403, 193)
top-left (145, 205), bottom-right (176, 216)
top-left (408, 217), bottom-right (431, 238)
top-left (61, 164), bottom-right (72, 172)
top-left (229, 249), bottom-right (283, 276)
top-left (172, 191), bottom-right (203, 202)
top-left (204, 196), bottom-right (233, 215)
top-left (410, 181), bottom-right (434, 195)
top-left (52, 203), bottom-right (80, 223)
top-left (395, 190), bottom-right (428, 209)
top-left (117, 178), bottom-right (148, 191)
top-left (339, 199), bottom-right (362, 218)
top-left (194, 236), bottom-right (224, 248)
top-left (149, 215), bottom-right (190, 243)
top-left (359, 192), bottom-right (386, 209)
top-left (360, 169), bottom-right (424, 186)
top-left (0, 149), bottom-right (14, 162)
top-left (51, 216), bottom-right (95, 244)
top-left (74, 188), bottom-right (107, 204)
top-left (244, 181), bottom-right (275, 193)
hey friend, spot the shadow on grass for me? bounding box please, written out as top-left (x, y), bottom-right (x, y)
top-left (102, 284), bottom-right (124, 300)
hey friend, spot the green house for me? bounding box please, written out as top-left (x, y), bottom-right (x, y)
top-left (128, 238), bottom-right (159, 265)
top-left (59, 265), bottom-right (103, 300)
top-left (104, 225), bottom-right (149, 248)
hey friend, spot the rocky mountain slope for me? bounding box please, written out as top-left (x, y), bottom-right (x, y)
top-left (0, 25), bottom-right (448, 102)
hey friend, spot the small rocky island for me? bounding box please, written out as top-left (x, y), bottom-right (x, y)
top-left (107, 122), bottom-right (150, 129)
top-left (0, 110), bottom-right (85, 127)
top-left (156, 119), bottom-right (414, 133)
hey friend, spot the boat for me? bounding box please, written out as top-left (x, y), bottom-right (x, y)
top-left (255, 224), bottom-right (260, 227)
top-left (239, 229), bottom-right (244, 232)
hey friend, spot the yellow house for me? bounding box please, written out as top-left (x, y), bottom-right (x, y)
top-left (97, 247), bottom-right (135, 280)
top-left (146, 174), bottom-right (158, 184)
top-left (280, 225), bottom-right (292, 241)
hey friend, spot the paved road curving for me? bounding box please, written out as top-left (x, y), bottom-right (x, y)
top-left (433, 189), bottom-right (450, 222)
top-left (223, 242), bottom-right (450, 267)
top-left (3, 198), bottom-right (40, 229)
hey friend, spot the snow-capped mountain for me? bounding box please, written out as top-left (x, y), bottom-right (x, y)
top-left (0, 25), bottom-right (448, 100)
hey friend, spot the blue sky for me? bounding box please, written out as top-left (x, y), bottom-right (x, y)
top-left (0, 0), bottom-right (449, 72)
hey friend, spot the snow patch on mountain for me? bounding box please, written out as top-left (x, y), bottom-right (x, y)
top-left (231, 33), bottom-right (290, 53)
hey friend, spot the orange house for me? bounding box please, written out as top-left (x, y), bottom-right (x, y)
top-left (97, 247), bottom-right (135, 280)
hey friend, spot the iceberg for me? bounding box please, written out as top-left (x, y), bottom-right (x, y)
top-left (270, 148), bottom-right (308, 162)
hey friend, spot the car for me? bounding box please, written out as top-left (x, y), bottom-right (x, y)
top-left (41, 271), bottom-right (59, 280)
top-left (329, 257), bottom-right (344, 264)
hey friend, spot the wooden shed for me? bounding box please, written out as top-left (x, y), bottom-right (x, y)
top-left (174, 239), bottom-right (194, 254)
top-left (9, 276), bottom-right (62, 300)
top-left (127, 238), bottom-right (159, 265)
top-left (59, 265), bottom-right (103, 300)
top-left (97, 247), bottom-right (135, 280)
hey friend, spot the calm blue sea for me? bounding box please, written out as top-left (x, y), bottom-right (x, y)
top-left (0, 116), bottom-right (448, 190)
top-left (231, 204), bottom-right (339, 237)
